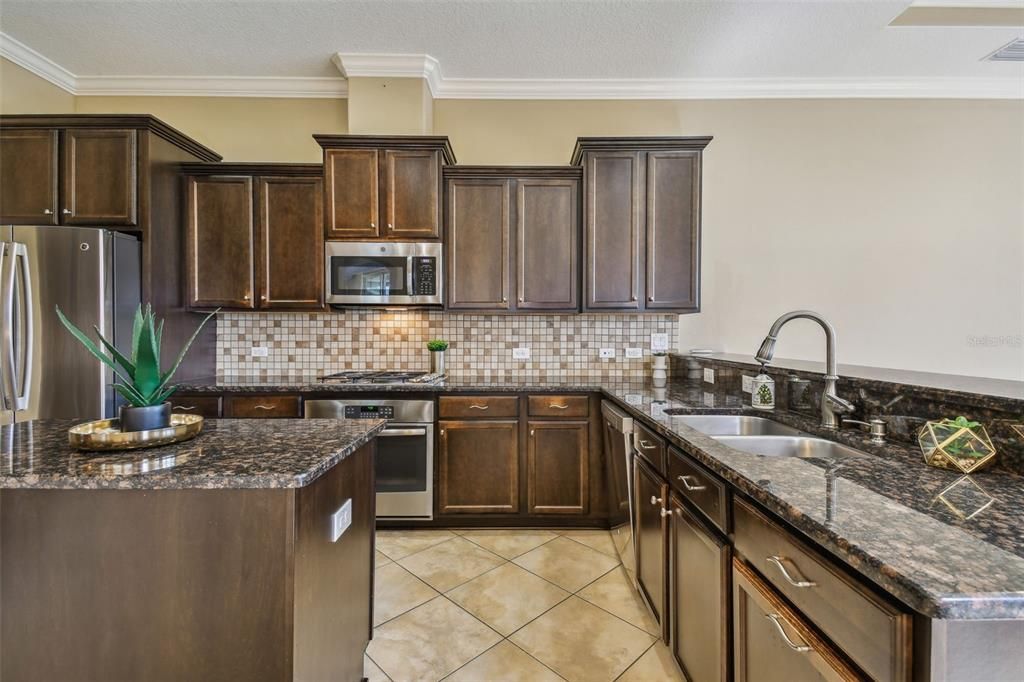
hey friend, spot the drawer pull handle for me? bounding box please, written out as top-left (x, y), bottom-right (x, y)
top-left (253, 404), bottom-right (276, 410)
top-left (767, 555), bottom-right (817, 588)
top-left (677, 475), bottom-right (707, 492)
top-left (638, 440), bottom-right (657, 450)
top-left (550, 403), bottom-right (569, 410)
top-left (765, 614), bottom-right (812, 652)
top-left (469, 404), bottom-right (489, 410)
top-left (173, 405), bottom-right (197, 411)
top-left (650, 496), bottom-right (663, 505)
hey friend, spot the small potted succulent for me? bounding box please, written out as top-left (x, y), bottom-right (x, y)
top-left (426, 339), bottom-right (449, 375)
top-left (57, 304), bottom-right (217, 432)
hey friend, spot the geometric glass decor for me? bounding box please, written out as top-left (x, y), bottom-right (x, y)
top-left (918, 417), bottom-right (997, 474)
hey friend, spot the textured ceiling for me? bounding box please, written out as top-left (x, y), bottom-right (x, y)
top-left (1, 0), bottom-right (1021, 81)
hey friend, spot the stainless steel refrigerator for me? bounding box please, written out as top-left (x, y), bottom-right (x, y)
top-left (0, 225), bottom-right (141, 426)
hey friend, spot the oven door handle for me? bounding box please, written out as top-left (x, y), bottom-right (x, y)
top-left (379, 428), bottom-right (428, 437)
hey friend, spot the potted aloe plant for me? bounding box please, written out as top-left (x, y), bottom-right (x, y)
top-left (56, 304), bottom-right (217, 432)
top-left (426, 339), bottom-right (449, 375)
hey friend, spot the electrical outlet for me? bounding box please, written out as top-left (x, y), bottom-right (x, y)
top-left (251, 346), bottom-right (269, 358)
top-left (742, 375), bottom-right (754, 393)
top-left (703, 368), bottom-right (715, 384)
top-left (330, 499), bottom-right (352, 543)
top-left (650, 333), bottom-right (669, 352)
top-left (512, 347), bottom-right (530, 360)
top-left (599, 348), bottom-right (616, 359)
top-left (625, 347), bottom-right (643, 359)
top-left (703, 392), bottom-right (716, 407)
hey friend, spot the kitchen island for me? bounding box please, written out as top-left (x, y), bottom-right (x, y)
top-left (0, 418), bottom-right (384, 682)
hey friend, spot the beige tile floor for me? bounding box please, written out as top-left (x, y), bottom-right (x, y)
top-left (366, 528), bottom-right (685, 682)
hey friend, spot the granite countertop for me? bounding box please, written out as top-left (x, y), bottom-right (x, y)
top-left (180, 374), bottom-right (1024, 620)
top-left (0, 418), bottom-right (385, 490)
top-left (601, 383), bottom-right (1024, 621)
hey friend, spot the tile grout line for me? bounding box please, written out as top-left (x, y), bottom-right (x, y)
top-left (371, 563), bottom-right (443, 629)
top-left (612, 640), bottom-right (660, 682)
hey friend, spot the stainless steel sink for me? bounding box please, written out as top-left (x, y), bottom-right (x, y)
top-left (668, 414), bottom-right (805, 437)
top-left (714, 435), bottom-right (864, 459)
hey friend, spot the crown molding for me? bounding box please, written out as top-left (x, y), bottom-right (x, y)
top-left (3, 35), bottom-right (1020, 101)
top-left (332, 53), bottom-right (442, 95)
top-left (74, 75), bottom-right (347, 98)
top-left (0, 32), bottom-right (77, 93)
top-left (433, 76), bottom-right (1024, 100)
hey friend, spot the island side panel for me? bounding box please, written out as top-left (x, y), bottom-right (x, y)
top-left (292, 440), bottom-right (376, 682)
top-left (0, 486), bottom-right (293, 682)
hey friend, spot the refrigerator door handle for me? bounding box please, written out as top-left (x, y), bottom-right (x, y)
top-left (0, 241), bottom-right (16, 411)
top-left (12, 243), bottom-right (32, 411)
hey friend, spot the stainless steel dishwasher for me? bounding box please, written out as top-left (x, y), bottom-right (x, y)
top-left (601, 401), bottom-right (638, 586)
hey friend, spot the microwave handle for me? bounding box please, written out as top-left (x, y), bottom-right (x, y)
top-left (407, 259), bottom-right (415, 296)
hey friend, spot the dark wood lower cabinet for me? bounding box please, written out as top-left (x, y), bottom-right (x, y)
top-left (635, 457), bottom-right (668, 637)
top-left (733, 559), bottom-right (861, 682)
top-left (527, 421), bottom-right (589, 515)
top-left (438, 420), bottom-right (519, 514)
top-left (669, 494), bottom-right (730, 682)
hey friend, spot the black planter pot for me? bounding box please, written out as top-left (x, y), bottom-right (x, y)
top-left (120, 402), bottom-right (172, 432)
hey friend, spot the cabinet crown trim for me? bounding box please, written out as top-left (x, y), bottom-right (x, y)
top-left (0, 114), bottom-right (221, 162)
top-left (570, 136), bottom-right (713, 165)
top-left (444, 165), bottom-right (582, 179)
top-left (313, 134), bottom-right (456, 164)
top-left (180, 162), bottom-right (323, 176)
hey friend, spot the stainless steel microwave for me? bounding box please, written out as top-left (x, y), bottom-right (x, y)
top-left (325, 241), bottom-right (443, 306)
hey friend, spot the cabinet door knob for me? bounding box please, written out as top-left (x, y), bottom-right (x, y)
top-left (530, 429), bottom-right (535, 437)
top-left (660, 508), bottom-right (670, 518)
top-left (387, 223), bottom-right (393, 229)
top-left (260, 295), bottom-right (267, 301)
top-left (62, 208), bottom-right (72, 215)
top-left (648, 296), bottom-right (654, 301)
top-left (42, 209), bottom-right (53, 215)
top-left (518, 296), bottom-right (524, 302)
top-left (243, 294), bottom-right (250, 301)
top-left (370, 222), bottom-right (376, 228)
top-left (650, 495), bottom-right (663, 505)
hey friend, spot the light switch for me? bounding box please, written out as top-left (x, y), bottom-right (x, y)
top-left (330, 499), bottom-right (352, 542)
top-left (650, 333), bottom-right (669, 352)
top-left (625, 347), bottom-right (643, 358)
top-left (512, 347), bottom-right (530, 360)
top-left (251, 346), bottom-right (269, 357)
top-left (704, 368), bottom-right (715, 384)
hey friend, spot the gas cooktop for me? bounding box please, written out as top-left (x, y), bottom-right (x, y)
top-left (317, 371), bottom-right (444, 385)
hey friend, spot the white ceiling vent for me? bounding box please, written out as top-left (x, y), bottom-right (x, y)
top-left (984, 38), bottom-right (1024, 62)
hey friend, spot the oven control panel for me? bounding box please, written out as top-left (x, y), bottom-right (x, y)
top-left (344, 405), bottom-right (395, 419)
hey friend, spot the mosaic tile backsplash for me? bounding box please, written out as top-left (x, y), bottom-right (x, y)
top-left (216, 311), bottom-right (678, 379)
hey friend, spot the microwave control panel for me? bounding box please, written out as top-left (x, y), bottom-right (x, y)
top-left (344, 405), bottom-right (395, 419)
top-left (412, 257), bottom-right (437, 296)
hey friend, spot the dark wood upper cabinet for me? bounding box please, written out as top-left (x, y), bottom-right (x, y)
top-left (445, 167), bottom-right (582, 313)
top-left (184, 164), bottom-right (325, 311)
top-left (323, 148), bottom-right (379, 239)
top-left (517, 178), bottom-right (579, 310)
top-left (315, 135), bottom-right (454, 242)
top-left (61, 128), bottom-right (138, 226)
top-left (438, 419), bottom-right (520, 514)
top-left (572, 137), bottom-right (711, 313)
top-left (446, 177), bottom-right (511, 310)
top-left (527, 421), bottom-right (589, 515)
top-left (186, 175), bottom-right (255, 309)
top-left (384, 149), bottom-right (441, 239)
top-left (635, 457), bottom-right (668, 638)
top-left (646, 151), bottom-right (700, 310)
top-left (582, 151), bottom-right (642, 310)
top-left (670, 494), bottom-right (731, 682)
top-left (0, 129), bottom-right (59, 225)
top-left (257, 176), bottom-right (324, 309)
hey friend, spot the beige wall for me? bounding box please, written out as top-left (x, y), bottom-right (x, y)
top-left (347, 77), bottom-right (432, 134)
top-left (437, 99), bottom-right (1024, 380)
top-left (75, 95), bottom-right (347, 162)
top-left (0, 58), bottom-right (75, 114)
top-left (2, 66), bottom-right (1020, 379)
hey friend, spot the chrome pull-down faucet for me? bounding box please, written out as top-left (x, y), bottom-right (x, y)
top-left (755, 310), bottom-right (854, 429)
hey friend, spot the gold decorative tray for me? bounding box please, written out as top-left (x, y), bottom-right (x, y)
top-left (68, 414), bottom-right (204, 452)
